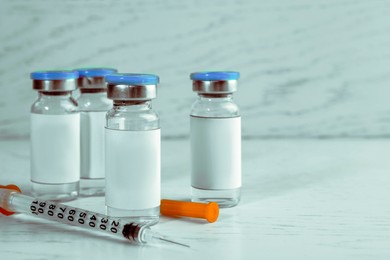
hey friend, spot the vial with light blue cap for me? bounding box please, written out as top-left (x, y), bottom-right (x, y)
top-left (189, 71), bottom-right (241, 208)
top-left (30, 70), bottom-right (80, 201)
top-left (75, 68), bottom-right (117, 197)
top-left (104, 73), bottom-right (161, 225)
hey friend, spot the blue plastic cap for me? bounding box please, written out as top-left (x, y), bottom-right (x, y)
top-left (190, 71), bottom-right (240, 81)
top-left (75, 68), bottom-right (118, 77)
top-left (30, 70), bottom-right (79, 80)
top-left (105, 73), bottom-right (159, 85)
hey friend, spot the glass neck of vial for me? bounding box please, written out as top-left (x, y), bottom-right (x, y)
top-left (39, 91), bottom-right (73, 97)
top-left (79, 88), bottom-right (107, 94)
top-left (198, 93), bottom-right (233, 100)
top-left (113, 100), bottom-right (152, 111)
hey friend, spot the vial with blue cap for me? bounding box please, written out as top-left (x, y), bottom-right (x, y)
top-left (104, 73), bottom-right (160, 224)
top-left (190, 71), bottom-right (241, 207)
top-left (30, 70), bottom-right (80, 201)
top-left (75, 68), bottom-right (117, 196)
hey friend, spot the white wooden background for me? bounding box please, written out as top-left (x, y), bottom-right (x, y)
top-left (0, 0), bottom-right (390, 139)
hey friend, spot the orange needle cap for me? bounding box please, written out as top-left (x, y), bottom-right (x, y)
top-left (161, 199), bottom-right (219, 223)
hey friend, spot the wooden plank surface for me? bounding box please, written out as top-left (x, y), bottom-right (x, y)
top-left (0, 0), bottom-right (390, 138)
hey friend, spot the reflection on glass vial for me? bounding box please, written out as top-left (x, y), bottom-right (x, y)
top-left (105, 73), bottom-right (161, 225)
top-left (30, 70), bottom-right (80, 201)
top-left (190, 71), bottom-right (242, 208)
top-left (75, 68), bottom-right (117, 197)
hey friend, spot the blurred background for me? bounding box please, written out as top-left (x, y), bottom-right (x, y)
top-left (0, 0), bottom-right (389, 139)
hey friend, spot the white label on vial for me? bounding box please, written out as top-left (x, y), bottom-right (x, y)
top-left (30, 113), bottom-right (80, 184)
top-left (80, 111), bottom-right (107, 179)
top-left (190, 116), bottom-right (241, 189)
top-left (105, 128), bottom-right (161, 210)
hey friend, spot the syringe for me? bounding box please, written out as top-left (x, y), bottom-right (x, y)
top-left (0, 185), bottom-right (189, 247)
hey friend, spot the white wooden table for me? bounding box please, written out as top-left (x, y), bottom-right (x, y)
top-left (1, 139), bottom-right (389, 259)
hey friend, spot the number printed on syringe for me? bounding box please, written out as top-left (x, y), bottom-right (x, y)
top-left (30, 200), bottom-right (120, 234)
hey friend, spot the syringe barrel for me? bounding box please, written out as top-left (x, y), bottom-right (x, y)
top-left (7, 192), bottom-right (35, 214)
top-left (1, 187), bottom-right (188, 248)
top-left (0, 189), bottom-right (149, 244)
top-left (0, 188), bottom-right (15, 213)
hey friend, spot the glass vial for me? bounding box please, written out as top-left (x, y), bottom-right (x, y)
top-left (190, 71), bottom-right (241, 207)
top-left (76, 68), bottom-right (117, 196)
top-left (105, 73), bottom-right (160, 224)
top-left (30, 71), bottom-right (80, 201)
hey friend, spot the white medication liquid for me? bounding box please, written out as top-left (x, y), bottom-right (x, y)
top-left (191, 116), bottom-right (241, 190)
top-left (104, 73), bottom-right (161, 224)
top-left (30, 70), bottom-right (80, 201)
top-left (75, 68), bottom-right (117, 196)
top-left (30, 113), bottom-right (80, 197)
top-left (105, 129), bottom-right (161, 211)
top-left (80, 111), bottom-right (107, 179)
top-left (189, 71), bottom-right (242, 207)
